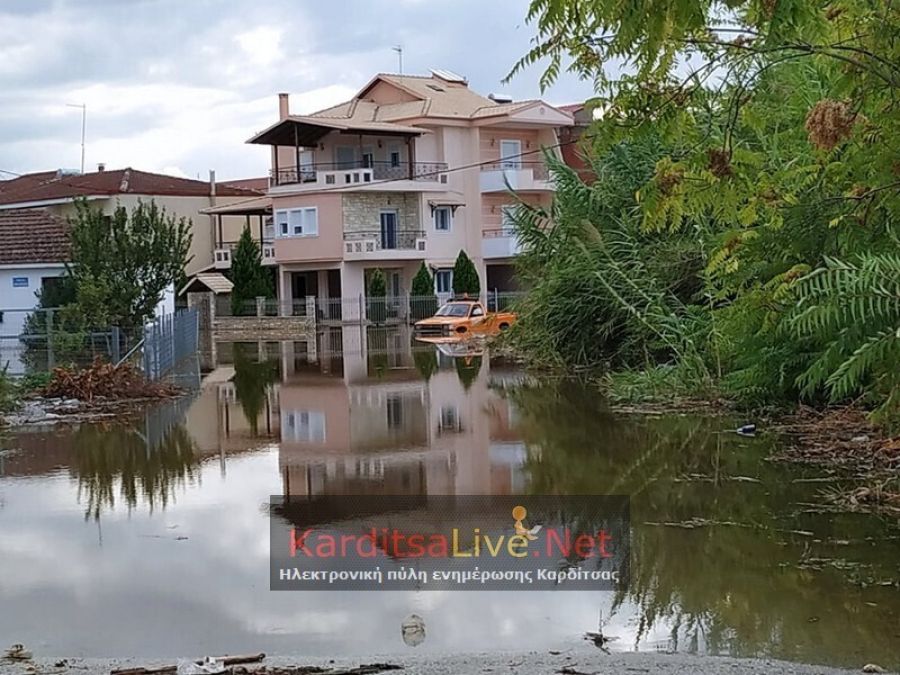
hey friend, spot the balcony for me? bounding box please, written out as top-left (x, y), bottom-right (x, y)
top-left (479, 161), bottom-right (553, 192)
top-left (482, 228), bottom-right (522, 259)
top-left (270, 161), bottom-right (449, 191)
top-left (213, 240), bottom-right (276, 269)
top-left (344, 229), bottom-right (427, 261)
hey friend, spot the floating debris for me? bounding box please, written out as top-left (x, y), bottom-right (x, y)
top-left (401, 613), bottom-right (426, 647)
top-left (3, 644), bottom-right (33, 660)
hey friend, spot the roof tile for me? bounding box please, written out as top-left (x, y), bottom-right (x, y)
top-left (0, 208), bottom-right (70, 265)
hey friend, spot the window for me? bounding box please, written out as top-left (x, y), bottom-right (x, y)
top-left (500, 205), bottom-right (517, 232)
top-left (500, 139), bottom-right (522, 169)
top-left (435, 269), bottom-right (453, 294)
top-left (362, 149), bottom-right (374, 168)
top-left (386, 396), bottom-right (403, 429)
top-left (389, 150), bottom-right (401, 168)
top-left (433, 206), bottom-right (452, 232)
top-left (471, 305), bottom-right (484, 317)
top-left (283, 410), bottom-right (326, 443)
top-left (275, 208), bottom-right (318, 237)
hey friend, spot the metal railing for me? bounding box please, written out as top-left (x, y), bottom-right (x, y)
top-left (142, 309), bottom-right (199, 382)
top-left (270, 161), bottom-right (448, 187)
top-left (480, 161), bottom-right (551, 181)
top-left (344, 229), bottom-right (425, 251)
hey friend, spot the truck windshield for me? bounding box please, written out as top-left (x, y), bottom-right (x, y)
top-left (435, 303), bottom-right (471, 317)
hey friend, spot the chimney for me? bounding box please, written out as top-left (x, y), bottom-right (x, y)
top-left (209, 169), bottom-right (217, 199)
top-left (278, 92), bottom-right (290, 120)
top-left (97, 162), bottom-right (106, 172)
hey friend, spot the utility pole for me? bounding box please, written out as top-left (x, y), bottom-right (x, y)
top-left (66, 103), bottom-right (86, 174)
top-left (392, 45), bottom-right (403, 74)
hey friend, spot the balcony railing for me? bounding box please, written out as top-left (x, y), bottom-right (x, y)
top-left (480, 161), bottom-right (550, 181)
top-left (482, 227), bottom-right (522, 258)
top-left (270, 161), bottom-right (448, 187)
top-left (214, 240), bottom-right (276, 268)
top-left (344, 229), bottom-right (426, 256)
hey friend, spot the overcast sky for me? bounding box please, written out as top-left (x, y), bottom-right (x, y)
top-left (0, 0), bottom-right (594, 181)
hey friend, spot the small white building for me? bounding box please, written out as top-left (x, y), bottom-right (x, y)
top-left (0, 209), bottom-right (69, 372)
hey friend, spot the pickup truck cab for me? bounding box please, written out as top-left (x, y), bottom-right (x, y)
top-left (414, 300), bottom-right (516, 338)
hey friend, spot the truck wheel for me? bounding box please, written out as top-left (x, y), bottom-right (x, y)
top-left (499, 323), bottom-right (510, 331)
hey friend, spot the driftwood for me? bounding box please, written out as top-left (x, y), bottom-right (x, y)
top-left (112, 654), bottom-right (266, 675)
top-left (111, 660), bottom-right (402, 675)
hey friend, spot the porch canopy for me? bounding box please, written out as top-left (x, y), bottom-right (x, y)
top-left (246, 115), bottom-right (427, 148)
top-left (201, 195), bottom-right (272, 216)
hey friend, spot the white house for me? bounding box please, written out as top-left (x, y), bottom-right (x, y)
top-left (0, 209), bottom-right (69, 373)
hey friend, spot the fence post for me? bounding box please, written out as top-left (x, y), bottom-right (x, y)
top-left (111, 326), bottom-right (121, 363)
top-left (358, 293), bottom-right (365, 325)
top-left (46, 309), bottom-right (55, 370)
top-left (256, 296), bottom-right (265, 318)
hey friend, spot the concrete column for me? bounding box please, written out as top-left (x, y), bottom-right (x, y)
top-left (278, 266), bottom-right (292, 316)
top-left (340, 263), bottom-right (365, 323)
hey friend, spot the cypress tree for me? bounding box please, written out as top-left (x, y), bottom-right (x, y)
top-left (452, 250), bottom-right (480, 297)
top-left (410, 262), bottom-right (438, 319)
top-left (231, 226), bottom-right (272, 315)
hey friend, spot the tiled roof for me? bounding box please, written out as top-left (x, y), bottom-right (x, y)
top-left (304, 74), bottom-right (568, 125)
top-left (0, 168), bottom-right (260, 206)
top-left (0, 208), bottom-right (70, 265)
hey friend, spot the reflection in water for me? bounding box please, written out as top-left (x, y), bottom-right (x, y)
top-left (74, 422), bottom-right (197, 521)
top-left (511, 379), bottom-right (900, 667)
top-left (0, 326), bottom-right (898, 668)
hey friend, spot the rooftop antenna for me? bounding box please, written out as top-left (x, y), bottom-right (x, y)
top-left (392, 45), bottom-right (403, 74)
top-left (65, 102), bottom-right (86, 174)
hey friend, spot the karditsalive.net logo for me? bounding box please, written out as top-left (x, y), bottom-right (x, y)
top-left (269, 495), bottom-right (630, 591)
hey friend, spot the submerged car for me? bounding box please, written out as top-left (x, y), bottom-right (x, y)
top-left (413, 300), bottom-right (516, 338)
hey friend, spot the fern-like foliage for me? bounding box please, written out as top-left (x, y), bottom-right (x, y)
top-left (791, 254), bottom-right (900, 419)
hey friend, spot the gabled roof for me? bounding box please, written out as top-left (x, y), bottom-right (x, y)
top-left (250, 74), bottom-right (575, 148)
top-left (180, 272), bottom-right (234, 296)
top-left (0, 168), bottom-right (260, 207)
top-left (0, 208), bottom-right (70, 265)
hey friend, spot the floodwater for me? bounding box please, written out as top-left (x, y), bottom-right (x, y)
top-left (1, 325), bottom-right (898, 668)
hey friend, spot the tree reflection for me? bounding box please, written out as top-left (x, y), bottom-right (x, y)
top-left (72, 422), bottom-right (197, 521)
top-left (232, 343), bottom-right (280, 435)
top-left (509, 378), bottom-right (900, 670)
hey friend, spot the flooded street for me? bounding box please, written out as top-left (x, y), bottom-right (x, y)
top-left (1, 326), bottom-right (898, 669)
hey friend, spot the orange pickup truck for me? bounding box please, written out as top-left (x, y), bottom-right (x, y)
top-left (413, 299), bottom-right (516, 338)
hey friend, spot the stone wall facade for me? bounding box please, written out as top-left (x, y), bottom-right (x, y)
top-left (342, 193), bottom-right (420, 238)
top-left (213, 315), bottom-right (315, 340)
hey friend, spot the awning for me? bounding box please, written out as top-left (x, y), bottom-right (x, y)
top-left (202, 196), bottom-right (272, 216)
top-left (247, 116), bottom-right (428, 147)
top-left (179, 272), bottom-right (234, 296)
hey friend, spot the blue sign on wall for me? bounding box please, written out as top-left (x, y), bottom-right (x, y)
top-left (12, 277), bottom-right (29, 288)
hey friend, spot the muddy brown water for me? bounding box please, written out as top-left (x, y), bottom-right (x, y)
top-left (1, 328), bottom-right (898, 668)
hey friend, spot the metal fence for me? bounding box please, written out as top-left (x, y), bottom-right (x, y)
top-left (142, 309), bottom-right (200, 382)
top-left (0, 308), bottom-right (128, 376)
top-left (212, 292), bottom-right (526, 324)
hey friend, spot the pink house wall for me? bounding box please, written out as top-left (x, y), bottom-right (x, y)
top-left (272, 193), bottom-right (344, 263)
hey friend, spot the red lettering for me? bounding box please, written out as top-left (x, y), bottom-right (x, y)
top-left (290, 528), bottom-right (314, 557)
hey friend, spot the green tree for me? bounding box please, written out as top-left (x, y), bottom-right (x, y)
top-left (409, 262), bottom-right (438, 319)
top-left (506, 0), bottom-right (900, 423)
top-left (230, 226), bottom-right (273, 315)
top-left (67, 198), bottom-right (191, 328)
top-left (452, 250), bottom-right (480, 297)
top-left (367, 268), bottom-right (387, 323)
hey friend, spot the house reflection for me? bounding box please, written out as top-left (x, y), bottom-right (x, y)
top-left (275, 325), bottom-right (528, 498)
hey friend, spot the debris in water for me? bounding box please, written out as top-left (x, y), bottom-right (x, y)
top-left (401, 613), bottom-right (426, 647)
top-left (736, 423), bottom-right (757, 437)
top-left (3, 644), bottom-right (33, 660)
top-left (862, 665), bottom-right (886, 673)
top-left (177, 658), bottom-right (227, 675)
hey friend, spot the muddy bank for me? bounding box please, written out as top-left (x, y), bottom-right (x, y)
top-left (1, 650), bottom-right (894, 675)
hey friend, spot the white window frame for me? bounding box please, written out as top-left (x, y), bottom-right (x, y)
top-left (435, 269), bottom-right (453, 294)
top-left (500, 139), bottom-right (522, 169)
top-left (275, 207), bottom-right (318, 238)
top-left (433, 206), bottom-right (452, 232)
